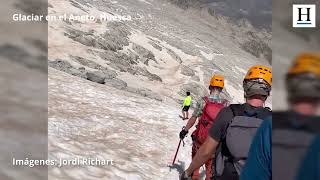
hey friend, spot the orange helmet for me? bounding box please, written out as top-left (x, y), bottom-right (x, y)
top-left (243, 65), bottom-right (272, 97)
top-left (287, 53), bottom-right (320, 77)
top-left (244, 65), bottom-right (272, 86)
top-left (286, 53), bottom-right (320, 100)
top-left (210, 75), bottom-right (224, 89)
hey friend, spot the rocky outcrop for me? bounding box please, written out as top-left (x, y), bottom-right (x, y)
top-left (49, 59), bottom-right (86, 78)
top-left (86, 71), bottom-right (106, 84)
top-left (241, 39), bottom-right (271, 64)
top-left (241, 31), bottom-right (272, 64)
top-left (129, 67), bottom-right (163, 82)
top-left (71, 56), bottom-right (104, 70)
top-left (167, 48), bottom-right (182, 64)
top-left (99, 51), bottom-right (138, 72)
top-left (99, 51), bottom-right (162, 82)
top-left (181, 65), bottom-right (195, 76)
top-left (68, 68), bottom-right (86, 78)
top-left (65, 22), bottom-right (131, 52)
top-left (48, 59), bottom-right (163, 101)
top-left (102, 69), bottom-right (118, 79)
top-left (132, 43), bottom-right (157, 65)
top-left (149, 41), bottom-right (162, 51)
top-left (104, 78), bottom-right (127, 90)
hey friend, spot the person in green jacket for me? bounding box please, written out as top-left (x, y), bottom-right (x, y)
top-left (181, 92), bottom-right (192, 120)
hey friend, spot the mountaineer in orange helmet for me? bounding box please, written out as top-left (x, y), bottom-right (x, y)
top-left (179, 74), bottom-right (229, 180)
top-left (271, 53), bottom-right (320, 180)
top-left (240, 53), bottom-right (320, 180)
top-left (239, 53), bottom-right (320, 180)
top-left (180, 65), bottom-right (272, 180)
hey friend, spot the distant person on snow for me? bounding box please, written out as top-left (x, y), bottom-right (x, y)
top-left (181, 92), bottom-right (192, 120)
top-left (179, 75), bottom-right (228, 180)
top-left (241, 53), bottom-right (320, 180)
top-left (180, 65), bottom-right (272, 180)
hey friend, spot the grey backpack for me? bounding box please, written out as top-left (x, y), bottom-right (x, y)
top-left (272, 112), bottom-right (319, 180)
top-left (214, 104), bottom-right (271, 179)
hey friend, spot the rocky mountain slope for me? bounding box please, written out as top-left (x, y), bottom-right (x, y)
top-left (48, 0), bottom-right (272, 106)
top-left (48, 0), bottom-right (272, 179)
top-left (168, 0), bottom-right (272, 29)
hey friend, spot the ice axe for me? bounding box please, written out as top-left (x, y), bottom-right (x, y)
top-left (172, 139), bottom-right (185, 166)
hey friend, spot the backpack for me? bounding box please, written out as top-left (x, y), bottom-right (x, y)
top-left (192, 96), bottom-right (225, 145)
top-left (272, 112), bottom-right (320, 180)
top-left (214, 104), bottom-right (271, 179)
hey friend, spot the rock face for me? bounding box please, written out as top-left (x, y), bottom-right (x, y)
top-left (132, 43), bottom-right (157, 65)
top-left (48, 59), bottom-right (87, 78)
top-left (48, 58), bottom-right (163, 101)
top-left (48, 0), bottom-right (273, 106)
top-left (168, 0), bottom-right (272, 29)
top-left (71, 56), bottom-right (104, 70)
top-left (181, 65), bottom-right (195, 76)
top-left (241, 38), bottom-right (272, 64)
top-left (86, 71), bottom-right (106, 84)
top-left (98, 50), bottom-right (162, 82)
top-left (68, 68), bottom-right (86, 78)
top-left (149, 41), bottom-right (162, 51)
top-left (167, 48), bottom-right (182, 64)
top-left (65, 22), bottom-right (130, 52)
top-left (49, 59), bottom-right (72, 71)
top-left (104, 78), bottom-right (127, 90)
top-left (102, 69), bottom-right (118, 79)
top-left (99, 51), bottom-right (138, 72)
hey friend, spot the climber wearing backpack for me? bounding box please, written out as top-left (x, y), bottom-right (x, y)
top-left (241, 53), bottom-right (320, 180)
top-left (179, 74), bottom-right (228, 180)
top-left (180, 65), bottom-right (272, 180)
top-left (240, 117), bottom-right (272, 180)
top-left (270, 53), bottom-right (320, 180)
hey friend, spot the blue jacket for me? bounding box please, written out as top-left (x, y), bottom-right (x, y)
top-left (240, 117), bottom-right (272, 180)
top-left (295, 136), bottom-right (320, 180)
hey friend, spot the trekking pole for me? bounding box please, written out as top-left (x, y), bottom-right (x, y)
top-left (172, 139), bottom-right (183, 166)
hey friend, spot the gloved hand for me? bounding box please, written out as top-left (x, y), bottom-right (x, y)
top-left (179, 171), bottom-right (192, 180)
top-left (179, 127), bottom-right (188, 140)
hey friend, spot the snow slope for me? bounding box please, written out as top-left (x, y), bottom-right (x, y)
top-left (48, 0), bottom-right (272, 107)
top-left (47, 0), bottom-right (273, 179)
top-left (49, 68), bottom-right (197, 179)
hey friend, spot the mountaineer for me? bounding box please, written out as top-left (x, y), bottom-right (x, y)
top-left (269, 53), bottom-right (319, 180)
top-left (179, 75), bottom-right (228, 180)
top-left (240, 117), bottom-right (272, 180)
top-left (180, 65), bottom-right (272, 180)
top-left (180, 92), bottom-right (192, 120)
